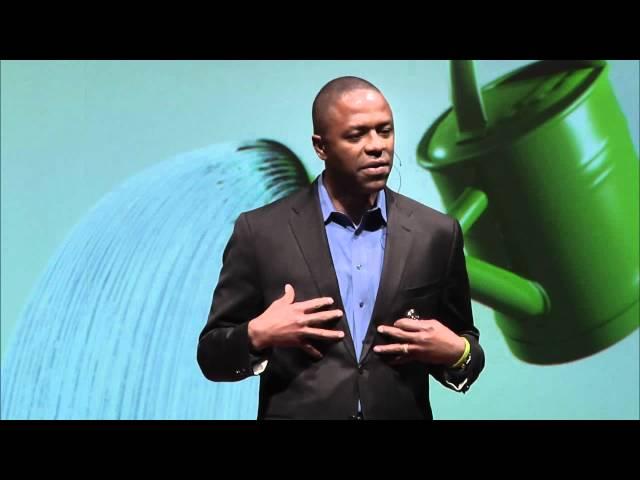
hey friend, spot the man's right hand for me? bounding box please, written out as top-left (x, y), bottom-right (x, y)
top-left (248, 284), bottom-right (344, 359)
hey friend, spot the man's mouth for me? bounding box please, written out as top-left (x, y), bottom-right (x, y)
top-left (361, 161), bottom-right (390, 175)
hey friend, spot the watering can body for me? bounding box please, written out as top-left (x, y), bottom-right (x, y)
top-left (417, 60), bottom-right (639, 364)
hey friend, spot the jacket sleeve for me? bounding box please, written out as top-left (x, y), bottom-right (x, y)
top-left (197, 212), bottom-right (267, 382)
top-left (431, 219), bottom-right (485, 393)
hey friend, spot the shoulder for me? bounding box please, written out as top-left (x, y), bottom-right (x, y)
top-left (388, 189), bottom-right (457, 235)
top-left (239, 183), bottom-right (315, 231)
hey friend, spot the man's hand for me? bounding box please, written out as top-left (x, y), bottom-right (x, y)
top-left (373, 318), bottom-right (465, 366)
top-left (248, 284), bottom-right (345, 359)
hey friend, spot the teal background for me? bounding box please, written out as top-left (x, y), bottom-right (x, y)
top-left (2, 60), bottom-right (638, 419)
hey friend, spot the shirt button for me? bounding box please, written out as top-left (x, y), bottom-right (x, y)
top-left (359, 302), bottom-right (364, 308)
top-left (356, 264), bottom-right (362, 270)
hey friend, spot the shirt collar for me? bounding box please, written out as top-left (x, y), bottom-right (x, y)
top-left (317, 171), bottom-right (387, 225)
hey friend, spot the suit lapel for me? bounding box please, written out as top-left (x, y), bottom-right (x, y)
top-left (288, 181), bottom-right (358, 363)
top-left (359, 189), bottom-right (414, 364)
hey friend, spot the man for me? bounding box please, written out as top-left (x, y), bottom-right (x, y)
top-left (197, 76), bottom-right (484, 419)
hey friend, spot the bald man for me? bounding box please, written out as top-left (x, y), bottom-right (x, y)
top-left (197, 76), bottom-right (485, 420)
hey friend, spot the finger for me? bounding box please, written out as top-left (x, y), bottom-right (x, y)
top-left (377, 325), bottom-right (416, 341)
top-left (297, 296), bottom-right (335, 312)
top-left (302, 327), bottom-right (345, 341)
top-left (302, 309), bottom-right (343, 325)
top-left (373, 343), bottom-right (413, 355)
top-left (300, 343), bottom-right (323, 360)
top-left (282, 284), bottom-right (295, 304)
top-left (392, 318), bottom-right (425, 331)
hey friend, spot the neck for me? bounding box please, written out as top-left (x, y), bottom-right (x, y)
top-left (323, 171), bottom-right (379, 225)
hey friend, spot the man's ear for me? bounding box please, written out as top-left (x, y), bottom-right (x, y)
top-left (312, 134), bottom-right (327, 161)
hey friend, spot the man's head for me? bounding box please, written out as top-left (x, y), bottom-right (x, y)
top-left (311, 76), bottom-right (394, 196)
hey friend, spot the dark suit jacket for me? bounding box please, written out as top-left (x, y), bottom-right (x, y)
top-left (197, 180), bottom-right (484, 419)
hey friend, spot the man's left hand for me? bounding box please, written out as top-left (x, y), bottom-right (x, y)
top-left (373, 318), bottom-right (465, 366)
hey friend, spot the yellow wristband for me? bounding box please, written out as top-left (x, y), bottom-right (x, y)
top-left (451, 337), bottom-right (471, 368)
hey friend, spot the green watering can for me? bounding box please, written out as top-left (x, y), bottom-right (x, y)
top-left (417, 60), bottom-right (639, 364)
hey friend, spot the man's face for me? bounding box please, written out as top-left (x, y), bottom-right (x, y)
top-left (314, 88), bottom-right (394, 195)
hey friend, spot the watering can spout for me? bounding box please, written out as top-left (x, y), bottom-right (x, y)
top-left (451, 60), bottom-right (488, 141)
top-left (450, 188), bottom-right (551, 318)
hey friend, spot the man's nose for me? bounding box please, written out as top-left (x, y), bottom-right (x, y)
top-left (364, 132), bottom-right (386, 156)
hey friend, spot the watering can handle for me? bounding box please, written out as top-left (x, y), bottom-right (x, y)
top-left (449, 188), bottom-right (551, 317)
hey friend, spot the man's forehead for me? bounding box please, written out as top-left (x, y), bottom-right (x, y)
top-left (328, 89), bottom-right (391, 119)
